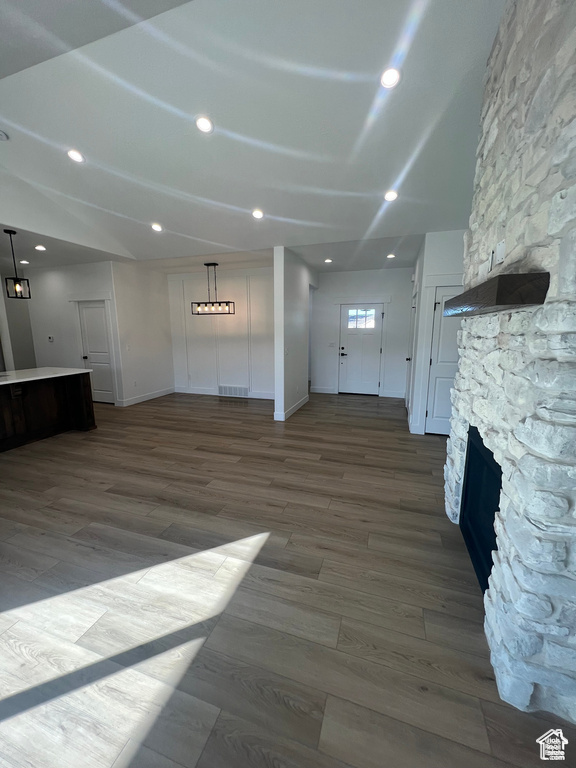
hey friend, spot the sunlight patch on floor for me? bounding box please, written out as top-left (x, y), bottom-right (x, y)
top-left (0, 533), bottom-right (270, 768)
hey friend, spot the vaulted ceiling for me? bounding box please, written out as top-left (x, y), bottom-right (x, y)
top-left (0, 0), bottom-right (505, 271)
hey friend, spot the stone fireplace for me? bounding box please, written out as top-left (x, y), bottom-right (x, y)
top-left (444, 0), bottom-right (576, 723)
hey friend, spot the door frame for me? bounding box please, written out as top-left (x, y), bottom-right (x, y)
top-left (338, 302), bottom-right (386, 396)
top-left (424, 285), bottom-right (461, 434)
top-left (408, 274), bottom-right (462, 434)
top-left (70, 294), bottom-right (120, 406)
top-left (405, 300), bottom-right (417, 413)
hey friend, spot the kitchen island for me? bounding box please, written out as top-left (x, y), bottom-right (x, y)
top-left (0, 367), bottom-right (96, 452)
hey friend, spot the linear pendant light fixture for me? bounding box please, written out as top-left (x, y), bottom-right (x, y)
top-left (4, 229), bottom-right (31, 299)
top-left (191, 262), bottom-right (235, 315)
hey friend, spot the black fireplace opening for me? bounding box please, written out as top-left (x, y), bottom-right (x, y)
top-left (459, 426), bottom-right (502, 592)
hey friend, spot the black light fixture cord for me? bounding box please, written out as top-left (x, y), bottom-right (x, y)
top-left (206, 263), bottom-right (211, 303)
top-left (8, 232), bottom-right (18, 279)
top-left (214, 264), bottom-right (218, 302)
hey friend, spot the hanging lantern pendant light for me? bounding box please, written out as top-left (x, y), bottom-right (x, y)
top-left (191, 262), bottom-right (235, 315)
top-left (4, 229), bottom-right (31, 299)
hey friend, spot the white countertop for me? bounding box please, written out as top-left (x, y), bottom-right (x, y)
top-left (0, 367), bottom-right (91, 386)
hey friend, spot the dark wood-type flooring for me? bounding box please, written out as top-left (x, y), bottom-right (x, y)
top-left (0, 393), bottom-right (573, 768)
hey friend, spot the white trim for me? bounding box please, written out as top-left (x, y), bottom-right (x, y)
top-left (380, 389), bottom-right (405, 398)
top-left (409, 283), bottom-right (436, 434)
top-left (68, 292), bottom-right (113, 302)
top-left (423, 272), bottom-right (462, 288)
top-left (249, 391), bottom-right (274, 400)
top-left (274, 394), bottom-right (309, 421)
top-left (184, 386), bottom-right (219, 395)
top-left (310, 386), bottom-right (337, 394)
top-left (116, 386), bottom-right (175, 407)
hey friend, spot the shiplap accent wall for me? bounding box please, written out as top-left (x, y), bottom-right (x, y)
top-left (168, 268), bottom-right (274, 399)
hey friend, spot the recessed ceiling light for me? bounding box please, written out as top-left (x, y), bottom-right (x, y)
top-left (196, 116), bottom-right (214, 134)
top-left (67, 149), bottom-right (85, 163)
top-left (381, 68), bottom-right (401, 89)
top-left (252, 209), bottom-right (264, 220)
top-left (384, 190), bottom-right (398, 202)
top-left (35, 245), bottom-right (46, 251)
top-left (324, 259), bottom-right (333, 263)
top-left (387, 253), bottom-right (396, 259)
top-left (20, 260), bottom-right (29, 265)
top-left (151, 223), bottom-right (163, 232)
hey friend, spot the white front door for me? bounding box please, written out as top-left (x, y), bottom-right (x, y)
top-left (338, 304), bottom-right (383, 395)
top-left (78, 300), bottom-right (115, 404)
top-left (425, 286), bottom-right (461, 434)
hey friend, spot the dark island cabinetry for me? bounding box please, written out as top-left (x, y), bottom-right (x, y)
top-left (0, 368), bottom-right (96, 452)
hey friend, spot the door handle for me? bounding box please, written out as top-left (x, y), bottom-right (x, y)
top-left (82, 356), bottom-right (88, 360)
top-left (340, 353), bottom-right (348, 357)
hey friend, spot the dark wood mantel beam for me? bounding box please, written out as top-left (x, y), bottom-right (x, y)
top-left (444, 272), bottom-right (550, 318)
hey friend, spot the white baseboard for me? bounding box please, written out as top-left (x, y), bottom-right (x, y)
top-left (310, 386), bottom-right (337, 394)
top-left (174, 387), bottom-right (273, 400)
top-left (380, 390), bottom-right (405, 398)
top-left (274, 394), bottom-right (309, 421)
top-left (116, 387), bottom-right (175, 407)
top-left (409, 418), bottom-right (425, 435)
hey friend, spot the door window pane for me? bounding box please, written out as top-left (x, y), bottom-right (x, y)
top-left (347, 308), bottom-right (375, 329)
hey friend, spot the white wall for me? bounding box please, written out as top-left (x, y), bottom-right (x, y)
top-left (0, 283), bottom-right (15, 371)
top-left (274, 247), bottom-right (317, 421)
top-left (408, 230), bottom-right (464, 434)
top-left (310, 267), bottom-right (413, 398)
top-left (27, 260), bottom-right (174, 407)
top-left (28, 261), bottom-right (122, 401)
top-left (422, 230), bottom-right (468, 275)
top-left (111, 263), bottom-right (174, 406)
top-left (169, 267), bottom-right (274, 399)
top-left (0, 273), bottom-right (36, 370)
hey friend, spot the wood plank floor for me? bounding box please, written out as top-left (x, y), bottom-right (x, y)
top-left (0, 393), bottom-right (574, 768)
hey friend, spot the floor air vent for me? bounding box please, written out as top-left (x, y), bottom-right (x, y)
top-left (218, 386), bottom-right (249, 397)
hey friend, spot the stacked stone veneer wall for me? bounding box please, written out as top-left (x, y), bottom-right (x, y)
top-left (444, 0), bottom-right (576, 722)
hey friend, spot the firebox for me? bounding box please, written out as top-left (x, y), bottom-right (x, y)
top-left (459, 426), bottom-right (502, 592)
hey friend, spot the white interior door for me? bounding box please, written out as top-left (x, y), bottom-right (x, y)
top-left (338, 304), bottom-right (383, 395)
top-left (425, 286), bottom-right (461, 434)
top-left (78, 300), bottom-right (115, 404)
